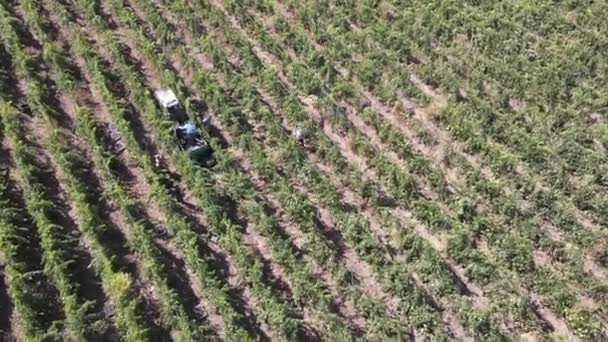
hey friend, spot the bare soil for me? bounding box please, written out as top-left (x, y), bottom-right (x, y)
top-left (529, 293), bottom-right (580, 342)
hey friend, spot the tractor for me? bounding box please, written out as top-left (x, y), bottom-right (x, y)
top-left (155, 88), bottom-right (216, 167)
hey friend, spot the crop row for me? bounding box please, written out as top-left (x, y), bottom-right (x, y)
top-left (234, 0), bottom-right (601, 331)
top-left (164, 0), bottom-right (604, 336)
top-left (313, 0), bottom-right (608, 250)
top-left (160, 0), bottom-right (534, 338)
top-left (15, 0), bottom-right (160, 339)
top-left (279, 1), bottom-right (607, 334)
top-left (0, 99), bottom-right (65, 340)
top-left (0, 2), bottom-right (111, 338)
top-left (51, 0), bottom-right (362, 338)
top-left (135, 0), bottom-right (495, 338)
top-left (92, 0), bottom-right (452, 337)
top-left (102, 0), bottom-right (419, 337)
top-left (13, 0), bottom-right (221, 339)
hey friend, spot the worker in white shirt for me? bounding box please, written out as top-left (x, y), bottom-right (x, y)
top-left (294, 126), bottom-right (305, 146)
top-left (177, 121), bottom-right (199, 145)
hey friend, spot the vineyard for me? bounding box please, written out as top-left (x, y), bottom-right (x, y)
top-left (0, 0), bottom-right (606, 340)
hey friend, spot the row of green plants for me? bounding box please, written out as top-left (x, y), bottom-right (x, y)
top-left (104, 0), bottom-right (393, 338)
top-left (258, 2), bottom-right (607, 337)
top-left (365, 0), bottom-right (608, 226)
top-left (268, 1), bottom-right (598, 310)
top-left (276, 0), bottom-right (608, 315)
top-left (46, 126), bottom-right (152, 341)
top-left (339, 0), bottom-right (608, 247)
top-left (106, 0), bottom-right (412, 338)
top-left (278, 0), bottom-right (601, 336)
top-left (315, 0), bottom-right (608, 245)
top-left (0, 39), bottom-right (65, 340)
top-left (30, 0), bottom-right (226, 339)
top-left (100, 0), bottom-right (440, 336)
top-left (50, 4), bottom-right (269, 341)
top-left (96, 0), bottom-right (418, 336)
top-left (183, 0), bottom-right (604, 336)
top-left (15, 1), bottom-right (155, 339)
top-left (0, 100), bottom-right (65, 340)
top-left (153, 0), bottom-right (512, 336)
top-left (136, 0), bottom-right (483, 338)
top-left (0, 3), bottom-right (108, 339)
top-left (166, 0), bottom-right (526, 337)
top-left (75, 106), bottom-right (215, 341)
top-left (240, 2), bottom-right (597, 338)
top-left (54, 0), bottom-right (338, 338)
top-left (75, 108), bottom-right (206, 341)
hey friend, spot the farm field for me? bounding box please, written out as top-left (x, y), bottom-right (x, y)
top-left (0, 0), bottom-right (607, 340)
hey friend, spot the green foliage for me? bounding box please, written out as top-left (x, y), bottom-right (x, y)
top-left (2, 0), bottom-right (605, 339)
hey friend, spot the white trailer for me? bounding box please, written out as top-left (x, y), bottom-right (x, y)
top-left (154, 88), bottom-right (181, 119)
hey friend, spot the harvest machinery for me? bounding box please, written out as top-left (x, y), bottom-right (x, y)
top-left (155, 88), bottom-right (215, 167)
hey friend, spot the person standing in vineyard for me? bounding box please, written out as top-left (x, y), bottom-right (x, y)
top-left (153, 154), bottom-right (183, 203)
top-left (294, 126), bottom-right (305, 146)
top-left (202, 115), bottom-right (211, 128)
top-left (154, 154), bottom-right (164, 169)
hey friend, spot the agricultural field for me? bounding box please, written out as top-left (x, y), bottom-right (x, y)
top-left (0, 0), bottom-right (607, 340)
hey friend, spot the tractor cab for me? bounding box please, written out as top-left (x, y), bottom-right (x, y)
top-left (174, 121), bottom-right (216, 167)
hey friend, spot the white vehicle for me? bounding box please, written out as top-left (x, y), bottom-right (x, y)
top-left (154, 88), bottom-right (183, 120)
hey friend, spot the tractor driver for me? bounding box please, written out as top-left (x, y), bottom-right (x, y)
top-left (177, 121), bottom-right (199, 145)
